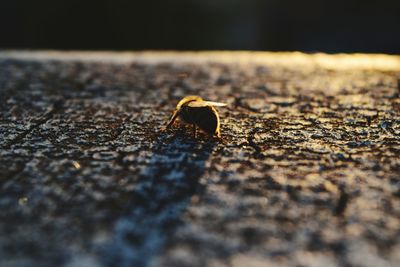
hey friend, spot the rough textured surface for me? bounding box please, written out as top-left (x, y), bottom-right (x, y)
top-left (0, 51), bottom-right (400, 267)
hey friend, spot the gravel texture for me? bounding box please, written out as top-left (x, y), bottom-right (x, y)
top-left (0, 51), bottom-right (400, 267)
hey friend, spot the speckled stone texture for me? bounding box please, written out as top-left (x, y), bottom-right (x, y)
top-left (0, 51), bottom-right (400, 267)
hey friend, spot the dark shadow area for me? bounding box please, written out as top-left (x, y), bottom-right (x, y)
top-left (1, 0), bottom-right (400, 53)
top-left (101, 134), bottom-right (215, 267)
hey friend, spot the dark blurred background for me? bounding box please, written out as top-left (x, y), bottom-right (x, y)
top-left (1, 0), bottom-right (399, 53)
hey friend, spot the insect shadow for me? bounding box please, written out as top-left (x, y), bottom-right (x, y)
top-left (103, 133), bottom-right (216, 267)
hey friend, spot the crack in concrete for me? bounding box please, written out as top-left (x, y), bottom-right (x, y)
top-left (2, 99), bottom-right (64, 150)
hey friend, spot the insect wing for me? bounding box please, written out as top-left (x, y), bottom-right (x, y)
top-left (203, 101), bottom-right (227, 107)
top-left (187, 101), bottom-right (209, 108)
top-left (187, 100), bottom-right (227, 107)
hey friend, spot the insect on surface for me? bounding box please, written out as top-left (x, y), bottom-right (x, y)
top-left (166, 96), bottom-right (227, 138)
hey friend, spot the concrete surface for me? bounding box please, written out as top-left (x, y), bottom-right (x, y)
top-left (0, 51), bottom-right (400, 267)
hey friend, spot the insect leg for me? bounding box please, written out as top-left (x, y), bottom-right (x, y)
top-left (192, 124), bottom-right (197, 138)
top-left (216, 129), bottom-right (221, 138)
top-left (166, 110), bottom-right (179, 129)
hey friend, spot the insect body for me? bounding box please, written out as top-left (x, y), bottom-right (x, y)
top-left (166, 96), bottom-right (227, 138)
